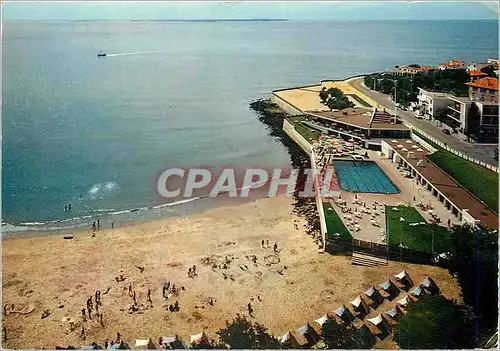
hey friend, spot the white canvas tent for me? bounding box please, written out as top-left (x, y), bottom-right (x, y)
top-left (385, 306), bottom-right (399, 318)
top-left (190, 331), bottom-right (207, 344)
top-left (280, 332), bottom-right (292, 343)
top-left (296, 323), bottom-right (312, 336)
top-left (379, 280), bottom-right (392, 291)
top-left (350, 296), bottom-right (363, 308)
top-left (410, 285), bottom-right (423, 297)
top-left (134, 338), bottom-right (157, 349)
top-left (397, 296), bottom-right (409, 307)
top-left (394, 270), bottom-right (408, 280)
top-left (367, 314), bottom-right (383, 326)
top-left (335, 305), bottom-right (346, 317)
top-left (421, 276), bottom-right (435, 288)
top-left (314, 314), bottom-right (329, 326)
top-left (364, 286), bottom-right (376, 297)
top-left (160, 336), bottom-right (176, 345)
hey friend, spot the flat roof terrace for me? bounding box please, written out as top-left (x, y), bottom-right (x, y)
top-left (307, 108), bottom-right (410, 131)
top-left (383, 139), bottom-right (498, 229)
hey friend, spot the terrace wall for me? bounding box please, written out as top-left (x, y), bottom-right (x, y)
top-left (282, 119), bottom-right (329, 249)
top-left (270, 93), bottom-right (303, 116)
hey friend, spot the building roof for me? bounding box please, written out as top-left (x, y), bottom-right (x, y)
top-left (306, 108), bottom-right (409, 131)
top-left (417, 88), bottom-right (450, 98)
top-left (466, 77), bottom-right (498, 91)
top-left (383, 139), bottom-right (498, 230)
top-left (440, 59), bottom-right (465, 67)
top-left (468, 70), bottom-right (488, 77)
top-left (448, 96), bottom-right (471, 103)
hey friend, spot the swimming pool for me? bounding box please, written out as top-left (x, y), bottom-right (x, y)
top-left (333, 160), bottom-right (400, 194)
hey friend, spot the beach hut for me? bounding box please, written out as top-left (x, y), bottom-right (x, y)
top-left (410, 285), bottom-right (424, 298)
top-left (385, 305), bottom-right (401, 320)
top-left (295, 322), bottom-right (320, 346)
top-left (350, 295), bottom-right (369, 317)
top-left (379, 279), bottom-right (399, 299)
top-left (394, 270), bottom-right (413, 289)
top-left (108, 341), bottom-right (131, 350)
top-left (134, 338), bottom-right (157, 349)
top-left (190, 331), bottom-right (208, 345)
top-left (364, 286), bottom-right (383, 306)
top-left (420, 276), bottom-right (439, 294)
top-left (396, 295), bottom-right (409, 307)
top-left (279, 331), bottom-right (300, 348)
top-left (314, 314), bottom-right (330, 326)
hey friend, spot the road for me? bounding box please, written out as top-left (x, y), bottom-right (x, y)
top-left (348, 77), bottom-right (498, 167)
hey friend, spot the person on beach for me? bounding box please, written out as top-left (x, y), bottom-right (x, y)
top-left (266, 239), bottom-right (269, 247)
top-left (97, 218), bottom-right (100, 230)
top-left (80, 325), bottom-right (85, 339)
top-left (188, 267), bottom-right (192, 277)
top-left (116, 332), bottom-right (121, 343)
top-left (247, 302), bottom-right (253, 316)
top-left (3, 325), bottom-right (6, 342)
top-left (133, 291), bottom-right (136, 305)
top-left (111, 222), bottom-right (114, 229)
top-left (68, 204), bottom-right (72, 211)
top-left (81, 308), bottom-right (86, 322)
top-left (92, 222), bottom-right (96, 231)
top-left (192, 265), bottom-right (196, 275)
top-left (104, 340), bottom-right (109, 349)
top-left (147, 288), bottom-right (152, 303)
top-left (174, 300), bottom-right (179, 311)
top-left (95, 291), bottom-right (100, 306)
top-left (100, 313), bottom-right (104, 327)
top-left (128, 284), bottom-right (133, 297)
top-left (261, 239), bottom-right (264, 248)
top-left (64, 205), bottom-right (68, 212)
top-left (87, 306), bottom-right (92, 319)
top-left (273, 243), bottom-right (278, 253)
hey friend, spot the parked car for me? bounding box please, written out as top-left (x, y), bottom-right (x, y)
top-left (442, 129), bottom-right (451, 135)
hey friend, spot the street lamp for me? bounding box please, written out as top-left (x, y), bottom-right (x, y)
top-left (399, 216), bottom-right (405, 261)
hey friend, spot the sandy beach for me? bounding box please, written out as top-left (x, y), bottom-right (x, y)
top-left (3, 195), bottom-right (461, 349)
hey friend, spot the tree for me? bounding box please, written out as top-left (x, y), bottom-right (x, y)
top-left (319, 87), bottom-right (354, 111)
top-left (216, 314), bottom-right (281, 349)
top-left (467, 102), bottom-right (481, 138)
top-left (321, 317), bottom-right (373, 349)
top-left (394, 295), bottom-right (475, 349)
top-left (319, 87), bottom-right (329, 103)
top-left (447, 225), bottom-right (498, 335)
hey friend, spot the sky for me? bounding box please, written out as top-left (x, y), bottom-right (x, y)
top-left (1, 1), bottom-right (498, 21)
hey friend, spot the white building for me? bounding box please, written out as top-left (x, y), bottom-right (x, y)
top-left (439, 59), bottom-right (465, 70)
top-left (416, 88), bottom-right (451, 120)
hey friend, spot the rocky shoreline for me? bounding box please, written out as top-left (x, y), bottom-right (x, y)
top-left (249, 99), bottom-right (321, 239)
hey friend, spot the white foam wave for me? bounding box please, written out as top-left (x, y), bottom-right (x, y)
top-left (85, 181), bottom-right (119, 200)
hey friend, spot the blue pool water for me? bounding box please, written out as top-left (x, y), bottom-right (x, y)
top-left (333, 160), bottom-right (400, 194)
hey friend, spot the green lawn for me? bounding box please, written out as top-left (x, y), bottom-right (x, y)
top-left (287, 117), bottom-right (321, 142)
top-left (350, 94), bottom-right (372, 107)
top-left (323, 202), bottom-right (352, 241)
top-left (413, 131), bottom-right (498, 213)
top-left (385, 206), bottom-right (451, 253)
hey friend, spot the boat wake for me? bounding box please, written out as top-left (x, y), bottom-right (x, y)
top-left (105, 51), bottom-right (166, 57)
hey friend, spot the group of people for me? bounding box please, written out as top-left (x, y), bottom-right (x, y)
top-left (260, 240), bottom-right (279, 253)
top-left (79, 291), bottom-right (104, 339)
top-left (64, 204), bottom-right (72, 212)
top-left (187, 265), bottom-right (197, 278)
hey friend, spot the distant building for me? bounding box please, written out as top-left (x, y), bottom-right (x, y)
top-left (467, 70), bottom-right (488, 82)
top-left (415, 88), bottom-right (451, 120)
top-left (390, 64), bottom-right (434, 76)
top-left (466, 77), bottom-right (499, 104)
top-left (439, 59), bottom-right (465, 70)
top-left (446, 96), bottom-right (472, 134)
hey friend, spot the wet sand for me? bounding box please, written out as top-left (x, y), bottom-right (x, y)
top-left (3, 195), bottom-right (461, 349)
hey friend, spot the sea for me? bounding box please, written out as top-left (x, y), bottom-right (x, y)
top-left (2, 20), bottom-right (498, 233)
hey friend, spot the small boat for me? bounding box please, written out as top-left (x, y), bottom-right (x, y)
top-left (97, 53), bottom-right (107, 57)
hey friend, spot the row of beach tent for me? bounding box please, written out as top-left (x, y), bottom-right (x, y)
top-left (277, 270), bottom-right (439, 347)
top-left (61, 272), bottom-right (439, 350)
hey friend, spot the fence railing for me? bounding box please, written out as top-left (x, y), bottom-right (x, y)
top-left (325, 236), bottom-right (440, 266)
top-left (404, 122), bottom-right (499, 173)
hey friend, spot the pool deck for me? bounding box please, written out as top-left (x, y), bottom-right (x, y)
top-left (327, 150), bottom-right (461, 243)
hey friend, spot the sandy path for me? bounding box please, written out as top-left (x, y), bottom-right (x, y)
top-left (2, 196), bottom-right (460, 349)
